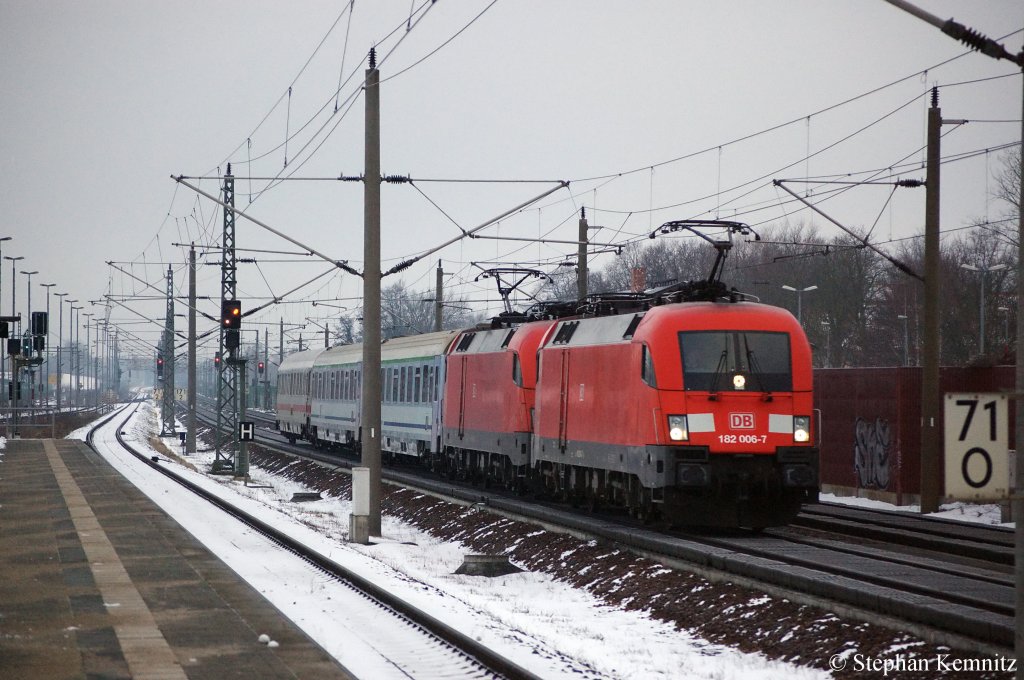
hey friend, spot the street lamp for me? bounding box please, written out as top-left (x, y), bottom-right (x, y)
top-left (55, 293), bottom-right (67, 409)
top-left (72, 306), bottom-right (83, 406)
top-left (20, 270), bottom-right (38, 407)
top-left (20, 271), bottom-right (37, 324)
top-left (960, 262), bottom-right (1008, 356)
top-left (4, 256), bottom-right (24, 332)
top-left (781, 284), bottom-right (818, 324)
top-left (0, 237), bottom-right (11, 318)
top-left (40, 283), bottom-right (55, 404)
top-left (83, 313), bottom-right (93, 406)
top-left (0, 238), bottom-right (11, 404)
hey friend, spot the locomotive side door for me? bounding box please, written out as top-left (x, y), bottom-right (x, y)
top-left (557, 349), bottom-right (570, 451)
top-left (457, 355), bottom-right (467, 439)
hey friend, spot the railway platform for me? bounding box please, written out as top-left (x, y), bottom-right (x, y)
top-left (0, 437), bottom-right (353, 680)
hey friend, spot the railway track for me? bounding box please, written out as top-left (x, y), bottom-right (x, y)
top-left (91, 402), bottom-right (541, 680)
top-left (192, 406), bottom-right (1014, 654)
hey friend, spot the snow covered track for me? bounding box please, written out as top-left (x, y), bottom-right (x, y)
top-left (229, 415), bottom-right (1014, 655)
top-left (87, 406), bottom-right (540, 680)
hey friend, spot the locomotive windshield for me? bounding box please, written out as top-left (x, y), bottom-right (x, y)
top-left (679, 330), bottom-right (792, 392)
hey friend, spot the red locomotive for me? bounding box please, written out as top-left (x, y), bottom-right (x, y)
top-left (441, 319), bottom-right (558, 485)
top-left (530, 302), bottom-right (817, 527)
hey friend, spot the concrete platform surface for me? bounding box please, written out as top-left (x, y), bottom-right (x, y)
top-left (0, 438), bottom-right (353, 679)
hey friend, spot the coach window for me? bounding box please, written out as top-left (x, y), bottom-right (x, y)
top-left (512, 353), bottom-right (523, 387)
top-left (399, 366), bottom-right (406, 402)
top-left (392, 368), bottom-right (400, 402)
top-left (641, 344), bottom-right (657, 387)
top-left (413, 367), bottom-right (422, 404)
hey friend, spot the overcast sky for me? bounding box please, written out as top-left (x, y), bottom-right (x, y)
top-left (1, 1), bottom-right (1021, 359)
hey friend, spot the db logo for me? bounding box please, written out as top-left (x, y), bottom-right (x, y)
top-left (729, 413), bottom-right (755, 429)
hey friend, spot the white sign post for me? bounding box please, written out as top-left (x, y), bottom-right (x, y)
top-left (943, 393), bottom-right (1009, 501)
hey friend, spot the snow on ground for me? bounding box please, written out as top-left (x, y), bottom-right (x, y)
top-left (821, 492), bottom-right (1013, 528)
top-left (71, 402), bottom-right (829, 680)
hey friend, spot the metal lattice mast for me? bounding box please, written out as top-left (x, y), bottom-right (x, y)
top-left (160, 265), bottom-right (176, 435)
top-left (213, 165), bottom-right (238, 472)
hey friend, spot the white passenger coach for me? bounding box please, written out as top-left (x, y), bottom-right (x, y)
top-left (278, 330), bottom-right (458, 460)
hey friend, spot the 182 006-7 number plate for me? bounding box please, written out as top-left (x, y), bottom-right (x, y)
top-left (718, 434), bottom-right (767, 444)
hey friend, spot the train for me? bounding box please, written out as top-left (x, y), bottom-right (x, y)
top-left (276, 222), bottom-right (819, 528)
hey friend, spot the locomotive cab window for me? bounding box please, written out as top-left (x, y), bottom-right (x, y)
top-left (512, 353), bottom-right (523, 387)
top-left (679, 331), bottom-right (791, 392)
top-left (641, 344), bottom-right (656, 387)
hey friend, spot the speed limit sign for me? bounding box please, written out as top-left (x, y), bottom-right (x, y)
top-left (943, 393), bottom-right (1009, 501)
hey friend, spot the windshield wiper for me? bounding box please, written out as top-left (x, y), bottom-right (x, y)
top-left (707, 349), bottom-right (728, 400)
top-left (744, 335), bottom-right (773, 401)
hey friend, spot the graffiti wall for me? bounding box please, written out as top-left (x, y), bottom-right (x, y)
top-left (814, 366), bottom-right (1015, 505)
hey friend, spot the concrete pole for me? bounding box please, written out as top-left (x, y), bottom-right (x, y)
top-left (264, 328), bottom-right (269, 410)
top-left (920, 88), bottom-right (941, 514)
top-left (361, 50), bottom-right (383, 537)
top-left (279, 317), bottom-right (284, 365)
top-left (435, 261), bottom-right (443, 332)
top-left (577, 208), bottom-right (588, 302)
top-left (187, 246), bottom-right (197, 453)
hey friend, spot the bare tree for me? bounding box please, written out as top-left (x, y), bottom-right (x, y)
top-left (379, 279), bottom-right (480, 340)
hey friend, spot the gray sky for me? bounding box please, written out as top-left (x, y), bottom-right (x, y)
top-left (1, 1), bottom-right (1021, 357)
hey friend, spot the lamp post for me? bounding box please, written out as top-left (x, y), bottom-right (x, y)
top-left (72, 306), bottom-right (82, 406)
top-left (5, 256), bottom-right (24, 333)
top-left (55, 293), bottom-right (67, 409)
top-left (781, 284), bottom-right (818, 324)
top-left (83, 313), bottom-right (92, 405)
top-left (20, 270), bottom-right (37, 324)
top-left (66, 300), bottom-right (77, 406)
top-left (0, 237), bottom-right (11, 319)
top-left (0, 238), bottom-right (11, 406)
top-left (960, 263), bottom-right (1007, 356)
top-left (40, 283), bottom-right (54, 404)
top-left (897, 314), bottom-right (910, 366)
top-left (20, 271), bottom-right (37, 405)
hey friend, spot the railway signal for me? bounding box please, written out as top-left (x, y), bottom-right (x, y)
top-left (156, 354), bottom-right (164, 379)
top-left (30, 311), bottom-right (47, 336)
top-left (257, 360), bottom-right (265, 374)
top-left (221, 299), bottom-right (241, 329)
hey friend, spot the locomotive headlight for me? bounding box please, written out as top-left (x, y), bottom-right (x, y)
top-left (667, 415), bottom-right (689, 441)
top-left (732, 374), bottom-right (746, 390)
top-left (793, 415), bottom-right (811, 443)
